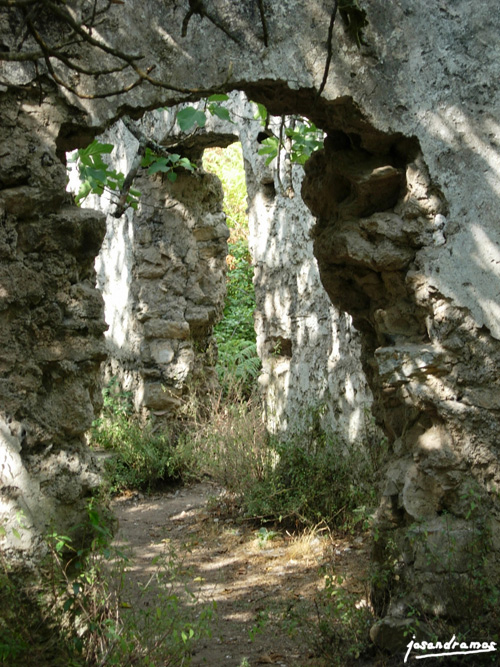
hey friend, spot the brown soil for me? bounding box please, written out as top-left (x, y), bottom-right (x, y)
top-left (111, 482), bottom-right (375, 667)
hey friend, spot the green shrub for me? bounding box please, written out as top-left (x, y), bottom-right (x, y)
top-left (0, 504), bottom-right (214, 666)
top-left (178, 392), bottom-right (378, 533)
top-left (244, 432), bottom-right (377, 531)
top-left (91, 380), bottom-right (181, 493)
top-left (284, 571), bottom-right (375, 666)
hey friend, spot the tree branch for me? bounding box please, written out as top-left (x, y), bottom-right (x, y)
top-left (112, 117), bottom-right (188, 218)
top-left (317, 0), bottom-right (338, 98)
top-left (256, 0), bottom-right (268, 47)
top-left (1, 0), bottom-right (235, 99)
top-left (181, 0), bottom-right (240, 44)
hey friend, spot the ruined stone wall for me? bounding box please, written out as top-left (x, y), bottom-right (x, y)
top-left (75, 119), bottom-right (229, 417)
top-left (234, 98), bottom-right (375, 443)
top-left (301, 114), bottom-right (500, 637)
top-left (0, 89), bottom-right (105, 560)
top-left (1, 0), bottom-right (500, 637)
top-left (89, 97), bottom-right (373, 444)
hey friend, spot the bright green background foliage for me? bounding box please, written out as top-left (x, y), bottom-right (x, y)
top-left (202, 143), bottom-right (247, 238)
top-left (203, 144), bottom-right (260, 394)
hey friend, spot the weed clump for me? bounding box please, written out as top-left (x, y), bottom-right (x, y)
top-left (244, 433), bottom-right (377, 531)
top-left (176, 389), bottom-right (381, 533)
top-left (0, 504), bottom-right (214, 666)
top-left (91, 379), bottom-right (182, 493)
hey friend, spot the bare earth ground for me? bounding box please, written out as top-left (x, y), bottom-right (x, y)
top-left (111, 482), bottom-right (375, 667)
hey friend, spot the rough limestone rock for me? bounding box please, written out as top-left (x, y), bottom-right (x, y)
top-left (73, 117), bottom-right (229, 415)
top-left (0, 91), bottom-right (105, 561)
top-left (1, 0), bottom-right (500, 636)
top-left (234, 96), bottom-right (375, 443)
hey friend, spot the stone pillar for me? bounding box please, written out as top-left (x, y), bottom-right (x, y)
top-left (85, 119), bottom-right (229, 417)
top-left (0, 88), bottom-right (106, 561)
top-left (301, 111), bottom-right (500, 639)
top-left (236, 98), bottom-right (375, 444)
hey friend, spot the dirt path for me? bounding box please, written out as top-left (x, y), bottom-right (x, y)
top-left (111, 482), bottom-right (372, 667)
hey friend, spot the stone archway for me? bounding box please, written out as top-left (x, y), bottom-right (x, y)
top-left (89, 95), bottom-right (374, 445)
top-left (1, 0), bottom-right (500, 644)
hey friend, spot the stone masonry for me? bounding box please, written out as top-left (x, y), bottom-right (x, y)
top-left (87, 96), bottom-right (374, 446)
top-left (1, 0), bottom-right (500, 638)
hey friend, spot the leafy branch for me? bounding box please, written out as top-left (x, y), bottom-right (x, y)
top-left (256, 111), bottom-right (324, 167)
top-left (70, 137), bottom-right (195, 216)
top-left (69, 95), bottom-right (234, 216)
top-left (69, 139), bottom-right (141, 210)
top-left (176, 94), bottom-right (232, 132)
top-left (141, 148), bottom-right (195, 182)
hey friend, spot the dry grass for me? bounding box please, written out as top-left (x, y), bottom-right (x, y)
top-left (177, 389), bottom-right (274, 496)
top-left (286, 524), bottom-right (331, 562)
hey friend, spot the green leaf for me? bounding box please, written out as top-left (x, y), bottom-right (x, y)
top-left (166, 171), bottom-right (178, 183)
top-left (88, 508), bottom-right (99, 526)
top-left (292, 153), bottom-right (309, 165)
top-left (253, 102), bottom-right (268, 126)
top-left (79, 140), bottom-right (113, 158)
top-left (63, 598), bottom-right (74, 612)
top-left (258, 136), bottom-right (279, 165)
top-left (75, 181), bottom-right (92, 204)
top-left (258, 145), bottom-right (276, 155)
top-left (210, 105), bottom-right (232, 123)
top-left (176, 107), bottom-right (207, 132)
top-left (258, 136), bottom-right (279, 151)
top-left (208, 93), bottom-right (229, 102)
top-left (72, 139), bottom-right (142, 210)
top-left (178, 157), bottom-right (195, 171)
top-left (141, 148), bottom-right (157, 168)
top-left (147, 158), bottom-right (170, 175)
top-left (84, 166), bottom-right (108, 183)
